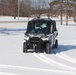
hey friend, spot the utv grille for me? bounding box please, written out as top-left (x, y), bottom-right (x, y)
top-left (30, 37), bottom-right (41, 43)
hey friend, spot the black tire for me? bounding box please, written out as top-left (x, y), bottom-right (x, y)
top-left (54, 39), bottom-right (58, 48)
top-left (23, 42), bottom-right (27, 53)
top-left (46, 43), bottom-right (51, 54)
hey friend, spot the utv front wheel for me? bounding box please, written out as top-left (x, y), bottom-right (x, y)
top-left (23, 42), bottom-right (27, 53)
top-left (46, 43), bottom-right (51, 54)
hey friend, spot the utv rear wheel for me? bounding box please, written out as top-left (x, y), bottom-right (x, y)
top-left (46, 43), bottom-right (51, 54)
top-left (54, 39), bottom-right (58, 48)
top-left (23, 42), bottom-right (27, 53)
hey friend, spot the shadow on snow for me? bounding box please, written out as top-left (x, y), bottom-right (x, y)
top-left (0, 28), bottom-right (26, 35)
top-left (52, 44), bottom-right (76, 54)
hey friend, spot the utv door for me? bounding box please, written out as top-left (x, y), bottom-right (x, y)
top-left (51, 21), bottom-right (58, 48)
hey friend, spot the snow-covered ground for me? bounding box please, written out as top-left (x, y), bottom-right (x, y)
top-left (0, 16), bottom-right (33, 21)
top-left (0, 16), bottom-right (76, 75)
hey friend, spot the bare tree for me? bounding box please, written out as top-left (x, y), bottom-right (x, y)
top-left (0, 0), bottom-right (2, 15)
top-left (0, 0), bottom-right (6, 15)
top-left (0, 0), bottom-right (18, 19)
top-left (33, 0), bottom-right (46, 18)
top-left (47, 8), bottom-right (51, 18)
top-left (73, 0), bottom-right (76, 22)
top-left (20, 0), bottom-right (31, 17)
top-left (60, 0), bottom-right (63, 25)
top-left (11, 0), bottom-right (18, 19)
top-left (49, 0), bottom-right (64, 25)
top-left (66, 0), bottom-right (69, 25)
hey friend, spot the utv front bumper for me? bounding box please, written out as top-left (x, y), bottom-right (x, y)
top-left (27, 37), bottom-right (44, 48)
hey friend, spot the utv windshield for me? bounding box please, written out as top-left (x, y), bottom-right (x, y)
top-left (26, 21), bottom-right (51, 34)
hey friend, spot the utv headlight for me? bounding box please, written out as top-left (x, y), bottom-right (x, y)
top-left (42, 37), bottom-right (49, 41)
top-left (24, 36), bottom-right (29, 41)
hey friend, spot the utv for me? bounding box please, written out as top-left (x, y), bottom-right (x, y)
top-left (23, 18), bottom-right (58, 54)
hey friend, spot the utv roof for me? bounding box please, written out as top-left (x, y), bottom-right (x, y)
top-left (29, 18), bottom-right (54, 22)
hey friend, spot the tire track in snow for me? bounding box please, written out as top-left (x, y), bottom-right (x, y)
top-left (33, 53), bottom-right (76, 73)
top-left (0, 72), bottom-right (20, 75)
top-left (0, 64), bottom-right (75, 74)
top-left (33, 41), bottom-right (76, 72)
top-left (56, 52), bottom-right (76, 64)
top-left (56, 40), bottom-right (76, 64)
top-left (40, 54), bottom-right (76, 71)
top-left (33, 53), bottom-right (51, 65)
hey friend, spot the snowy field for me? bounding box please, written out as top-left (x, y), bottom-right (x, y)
top-left (0, 16), bottom-right (76, 75)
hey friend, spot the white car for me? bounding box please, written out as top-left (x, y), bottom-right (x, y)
top-left (23, 18), bottom-right (58, 54)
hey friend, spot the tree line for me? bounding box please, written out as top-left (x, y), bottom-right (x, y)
top-left (49, 0), bottom-right (76, 24)
top-left (0, 0), bottom-right (76, 23)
